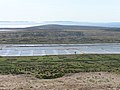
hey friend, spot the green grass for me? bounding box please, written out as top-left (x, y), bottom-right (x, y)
top-left (0, 54), bottom-right (120, 79)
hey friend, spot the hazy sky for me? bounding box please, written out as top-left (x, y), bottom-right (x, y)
top-left (0, 0), bottom-right (120, 22)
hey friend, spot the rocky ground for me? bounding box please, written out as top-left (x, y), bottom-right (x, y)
top-left (0, 72), bottom-right (120, 90)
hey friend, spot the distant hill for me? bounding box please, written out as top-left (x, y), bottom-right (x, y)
top-left (42, 21), bottom-right (120, 28)
top-left (0, 21), bottom-right (120, 28)
top-left (26, 24), bottom-right (109, 31)
top-left (0, 23), bottom-right (120, 44)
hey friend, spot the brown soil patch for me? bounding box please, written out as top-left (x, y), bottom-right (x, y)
top-left (0, 72), bottom-right (120, 90)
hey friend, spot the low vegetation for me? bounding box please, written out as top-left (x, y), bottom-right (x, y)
top-left (0, 54), bottom-right (120, 79)
top-left (0, 25), bottom-right (120, 44)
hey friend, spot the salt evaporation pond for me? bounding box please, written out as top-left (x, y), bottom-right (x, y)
top-left (0, 43), bottom-right (120, 56)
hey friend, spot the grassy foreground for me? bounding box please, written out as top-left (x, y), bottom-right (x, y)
top-left (0, 54), bottom-right (120, 79)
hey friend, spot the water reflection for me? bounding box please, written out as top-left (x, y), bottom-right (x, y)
top-left (0, 44), bottom-right (120, 56)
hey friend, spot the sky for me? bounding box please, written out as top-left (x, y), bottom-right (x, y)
top-left (0, 0), bottom-right (120, 22)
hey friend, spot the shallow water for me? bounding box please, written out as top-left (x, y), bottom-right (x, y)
top-left (0, 44), bottom-right (120, 56)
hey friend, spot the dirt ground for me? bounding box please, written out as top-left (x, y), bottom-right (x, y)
top-left (0, 72), bottom-right (120, 90)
